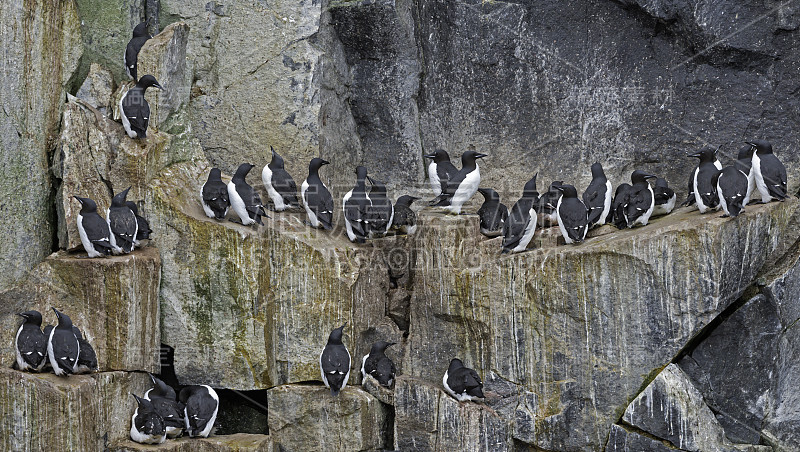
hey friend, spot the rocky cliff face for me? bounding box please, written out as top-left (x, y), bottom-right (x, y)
top-left (2, 1), bottom-right (800, 451)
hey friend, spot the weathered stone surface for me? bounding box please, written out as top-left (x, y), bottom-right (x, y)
top-left (623, 364), bottom-right (734, 451)
top-left (678, 294), bottom-right (781, 445)
top-left (393, 376), bottom-right (511, 451)
top-left (137, 21), bottom-right (192, 131)
top-left (0, 368), bottom-right (149, 452)
top-left (605, 424), bottom-right (678, 452)
top-left (112, 434), bottom-right (273, 452)
top-left (76, 63), bottom-right (116, 116)
top-left (73, 0), bottom-right (145, 81)
top-left (403, 201), bottom-right (799, 451)
top-left (268, 384), bottom-right (390, 452)
top-left (361, 374), bottom-right (395, 406)
top-left (0, 0), bottom-right (83, 290)
top-left (0, 248), bottom-right (161, 373)
top-left (149, 161), bottom-right (404, 389)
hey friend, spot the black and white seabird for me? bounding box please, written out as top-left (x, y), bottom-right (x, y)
top-left (611, 183), bottom-right (633, 229)
top-left (367, 177), bottom-right (393, 238)
top-left (227, 163), bottom-right (268, 226)
top-left (130, 393), bottom-right (167, 445)
top-left (201, 168), bottom-right (230, 220)
top-left (179, 385), bottom-right (219, 438)
top-left (391, 195), bottom-right (420, 235)
top-left (145, 373), bottom-right (185, 438)
top-left (502, 175), bottom-right (538, 254)
top-left (683, 146), bottom-right (722, 207)
top-left (651, 178), bottom-right (676, 217)
top-left (120, 75), bottom-right (163, 139)
top-left (343, 166), bottom-right (371, 243)
top-left (536, 181), bottom-right (563, 227)
top-left (301, 158), bottom-right (334, 230)
top-left (74, 196), bottom-right (113, 258)
top-left (624, 170), bottom-right (657, 228)
top-left (442, 358), bottom-right (484, 402)
top-left (430, 151), bottom-right (487, 214)
top-left (107, 187), bottom-right (138, 254)
top-left (125, 201), bottom-right (152, 246)
top-left (735, 144), bottom-right (756, 206)
top-left (47, 308), bottom-right (80, 377)
top-left (476, 188), bottom-right (508, 238)
top-left (749, 139), bottom-right (788, 203)
top-left (261, 146), bottom-right (300, 211)
top-left (582, 163), bottom-right (612, 229)
top-left (689, 146), bottom-right (722, 213)
top-left (555, 184), bottom-right (589, 244)
top-left (15, 311), bottom-right (47, 372)
top-left (714, 165), bottom-right (749, 218)
top-left (71, 326), bottom-right (98, 374)
top-left (424, 149), bottom-right (458, 197)
top-left (125, 19), bottom-right (152, 81)
top-left (320, 323), bottom-right (351, 396)
top-left (360, 340), bottom-right (396, 388)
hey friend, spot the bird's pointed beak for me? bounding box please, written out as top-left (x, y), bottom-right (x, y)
top-left (271, 146), bottom-right (277, 156)
top-left (73, 196), bottom-right (84, 203)
top-left (367, 176), bottom-right (374, 184)
top-left (423, 153), bottom-right (436, 159)
top-left (16, 313), bottom-right (27, 319)
top-left (687, 151), bottom-right (702, 158)
top-left (154, 83), bottom-right (164, 91)
top-left (643, 173), bottom-right (657, 180)
top-left (475, 153), bottom-right (488, 159)
top-left (321, 160), bottom-right (330, 165)
top-left (51, 307), bottom-right (61, 318)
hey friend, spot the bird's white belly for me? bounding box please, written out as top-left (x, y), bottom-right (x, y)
top-left (447, 168), bottom-right (480, 214)
top-left (513, 208), bottom-right (537, 252)
top-left (227, 181), bottom-right (253, 225)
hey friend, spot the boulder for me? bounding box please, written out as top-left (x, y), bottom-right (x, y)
top-left (76, 63), bottom-right (116, 116)
top-left (393, 376), bottom-right (511, 452)
top-left (0, 247), bottom-right (161, 373)
top-left (111, 434), bottom-right (273, 452)
top-left (605, 424), bottom-right (678, 452)
top-left (0, 368), bottom-right (149, 451)
top-left (267, 384), bottom-right (390, 452)
top-left (402, 201), bottom-right (799, 451)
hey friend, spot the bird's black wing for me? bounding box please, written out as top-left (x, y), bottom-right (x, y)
top-left (18, 327), bottom-right (47, 368)
top-left (321, 344), bottom-right (350, 392)
top-left (682, 168), bottom-right (697, 206)
top-left (135, 411), bottom-right (165, 436)
top-left (502, 199), bottom-right (533, 251)
top-left (121, 92), bottom-right (150, 137)
top-left (437, 162), bottom-right (458, 194)
top-left (83, 214), bottom-right (113, 252)
top-left (696, 166), bottom-right (719, 207)
top-left (653, 186), bottom-right (674, 205)
top-left (52, 330), bottom-right (79, 373)
top-left (274, 169), bottom-right (300, 206)
top-left (374, 356), bottom-right (396, 385)
top-left (463, 368), bottom-right (484, 397)
top-left (624, 188), bottom-right (651, 224)
top-left (77, 338), bottom-right (98, 370)
top-left (135, 214), bottom-right (152, 240)
top-left (344, 192), bottom-right (369, 238)
top-left (762, 156), bottom-right (788, 199)
top-left (186, 394), bottom-right (216, 434)
top-left (561, 200), bottom-right (589, 241)
top-left (152, 398), bottom-right (186, 429)
top-left (110, 208), bottom-right (137, 252)
top-left (318, 186), bottom-right (334, 229)
top-left (203, 182), bottom-right (230, 218)
top-left (124, 36), bottom-right (148, 81)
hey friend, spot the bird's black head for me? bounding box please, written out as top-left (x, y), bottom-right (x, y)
top-left (208, 167), bottom-right (223, 182)
top-left (136, 75), bottom-right (164, 91)
top-left (448, 358), bottom-right (465, 372)
top-left (396, 195), bottom-right (419, 206)
top-left (52, 307), bottom-right (74, 329)
top-left (17, 310), bottom-right (43, 326)
top-left (125, 200), bottom-right (140, 215)
top-left (737, 144), bottom-right (755, 161)
top-left (630, 170), bottom-right (656, 185)
top-left (523, 173), bottom-right (539, 198)
top-left (746, 139), bottom-right (773, 155)
top-left (590, 162), bottom-right (605, 179)
top-left (73, 196), bottom-right (99, 213)
top-left (461, 150), bottom-right (488, 165)
top-left (355, 166), bottom-right (368, 180)
top-left (148, 373), bottom-right (176, 399)
top-left (423, 149), bottom-right (450, 163)
top-left (367, 177), bottom-right (387, 195)
top-left (614, 183), bottom-right (633, 197)
top-left (71, 325), bottom-right (84, 340)
top-left (328, 323), bottom-right (347, 345)
top-left (309, 158), bottom-right (330, 172)
top-left (269, 146), bottom-right (285, 168)
top-left (131, 393), bottom-right (157, 413)
top-left (555, 183), bottom-right (579, 198)
top-left (477, 188), bottom-right (499, 202)
top-left (111, 187), bottom-right (132, 207)
top-left (688, 146), bottom-right (718, 163)
top-left (655, 177), bottom-right (669, 189)
top-left (233, 163), bottom-right (255, 180)
top-left (132, 20), bottom-right (151, 39)
top-left (370, 340), bottom-right (396, 354)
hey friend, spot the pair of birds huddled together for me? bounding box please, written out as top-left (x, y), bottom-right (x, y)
top-left (14, 308), bottom-right (97, 376)
top-left (342, 166), bottom-right (414, 243)
top-left (682, 140), bottom-right (788, 218)
top-left (74, 188), bottom-right (152, 257)
top-left (120, 19), bottom-right (164, 140)
top-left (130, 373), bottom-right (219, 444)
top-left (320, 325), bottom-right (484, 402)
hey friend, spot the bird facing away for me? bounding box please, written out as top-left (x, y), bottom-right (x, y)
top-left (179, 385), bottom-right (219, 438)
top-left (391, 195), bottom-right (420, 235)
top-left (262, 146), bottom-right (300, 211)
top-left (424, 149), bottom-right (458, 197)
top-left (367, 176), bottom-right (393, 238)
top-left (476, 188), bottom-right (508, 238)
top-left (361, 340), bottom-right (397, 387)
top-left (47, 308), bottom-right (80, 377)
top-left (130, 393), bottom-right (167, 445)
top-left (74, 196), bottom-right (113, 257)
top-left (201, 168), bottom-right (230, 220)
top-left (749, 139), bottom-right (787, 203)
top-left (125, 201), bottom-right (152, 245)
top-left (71, 326), bottom-right (98, 374)
top-left (125, 19), bottom-right (152, 81)
top-left (107, 187), bottom-right (138, 254)
top-left (555, 184), bottom-right (589, 244)
top-left (120, 75), bottom-right (164, 139)
top-left (443, 358), bottom-right (484, 402)
top-left (582, 163), bottom-right (612, 229)
top-left (536, 180), bottom-right (563, 227)
top-left (15, 310), bottom-right (47, 372)
top-left (343, 166), bottom-right (371, 243)
top-left (227, 163), bottom-right (268, 226)
top-left (302, 158), bottom-right (334, 230)
top-left (624, 170), bottom-right (657, 228)
top-left (502, 175), bottom-right (539, 254)
top-left (611, 183), bottom-right (633, 229)
top-left (430, 151), bottom-right (487, 214)
top-left (714, 164), bottom-right (749, 218)
top-left (320, 323), bottom-right (351, 396)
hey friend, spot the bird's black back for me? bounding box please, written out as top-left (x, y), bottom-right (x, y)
top-left (17, 323), bottom-right (47, 368)
top-left (696, 162), bottom-right (720, 208)
top-left (612, 184), bottom-right (633, 229)
top-left (447, 366), bottom-right (484, 397)
top-left (234, 180), bottom-right (266, 225)
top-left (305, 176), bottom-right (334, 229)
top-left (110, 206), bottom-right (137, 252)
top-left (716, 167), bottom-right (748, 216)
top-left (203, 177), bottom-right (230, 219)
top-left (624, 185), bottom-right (653, 225)
top-left (653, 184), bottom-right (675, 206)
top-left (478, 200), bottom-right (508, 233)
top-left (272, 167), bottom-right (300, 206)
top-left (392, 204), bottom-right (416, 228)
top-left (502, 197), bottom-right (535, 252)
top-left (364, 352), bottom-right (396, 387)
top-left (559, 197), bottom-right (589, 242)
top-left (152, 398), bottom-right (186, 429)
top-left (51, 328), bottom-right (79, 374)
top-left (180, 386), bottom-right (218, 436)
top-left (82, 212), bottom-right (113, 253)
top-left (121, 87), bottom-right (150, 138)
top-left (367, 188), bottom-right (392, 234)
top-left (436, 161), bottom-right (459, 193)
top-left (582, 178), bottom-right (608, 226)
top-left (344, 182), bottom-right (370, 240)
top-left (76, 337), bottom-right (97, 370)
top-left (125, 36), bottom-right (150, 81)
top-left (134, 402), bottom-right (166, 436)
top-left (759, 154), bottom-right (788, 199)
top-left (321, 343), bottom-right (350, 392)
